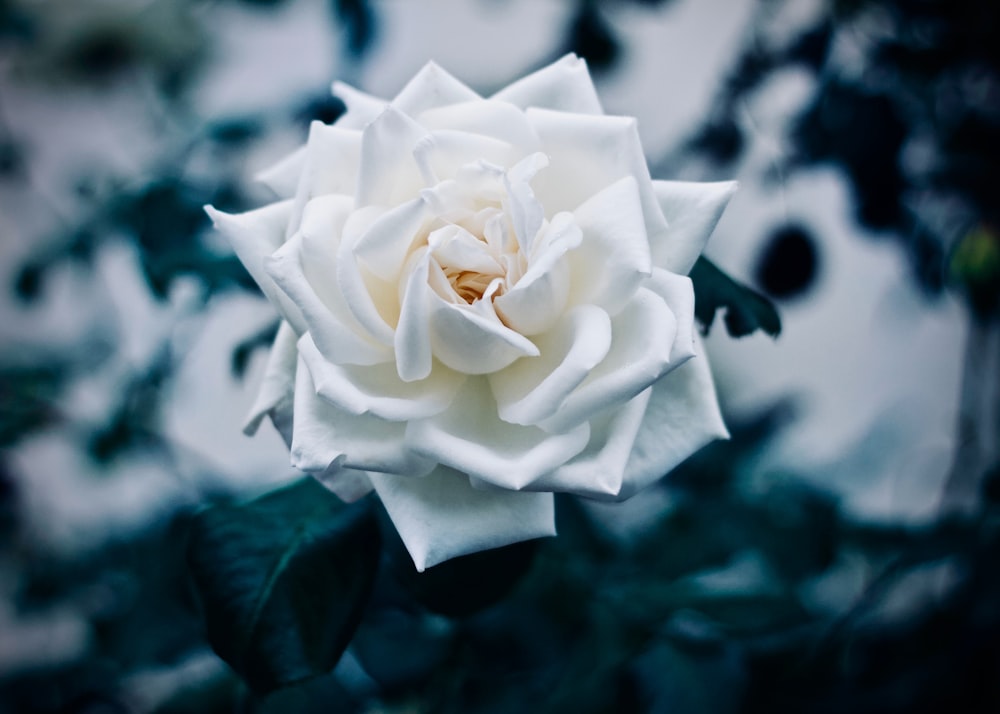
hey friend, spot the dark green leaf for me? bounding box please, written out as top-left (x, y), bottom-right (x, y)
top-left (380, 506), bottom-right (540, 617)
top-left (188, 479), bottom-right (381, 694)
top-left (690, 256), bottom-right (781, 338)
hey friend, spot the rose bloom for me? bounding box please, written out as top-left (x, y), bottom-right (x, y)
top-left (208, 55), bottom-right (735, 571)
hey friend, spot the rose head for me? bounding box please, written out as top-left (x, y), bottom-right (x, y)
top-left (207, 55), bottom-right (735, 571)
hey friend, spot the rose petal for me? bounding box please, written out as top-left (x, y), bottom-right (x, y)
top-left (539, 287), bottom-right (678, 433)
top-left (298, 332), bottom-right (464, 421)
top-left (255, 145), bottom-right (306, 199)
top-left (204, 201), bottom-right (306, 334)
top-left (413, 130), bottom-right (515, 185)
top-left (618, 335), bottom-right (728, 500)
top-left (529, 386), bottom-right (652, 499)
top-left (336, 208), bottom-right (400, 347)
top-left (492, 53), bottom-right (603, 115)
top-left (369, 466), bottom-right (556, 572)
top-left (265, 197), bottom-right (393, 366)
top-left (417, 99), bottom-right (542, 152)
top-left (392, 61), bottom-right (481, 116)
top-left (356, 105), bottom-right (429, 207)
top-left (494, 212), bottom-right (581, 335)
top-left (489, 304), bottom-right (611, 426)
top-left (312, 463), bottom-right (374, 503)
top-left (290, 357), bottom-right (435, 476)
top-left (353, 197), bottom-right (429, 282)
top-left (405, 377), bottom-right (590, 490)
top-left (645, 268), bottom-right (697, 364)
top-left (652, 180), bottom-right (738, 275)
top-left (566, 175), bottom-right (652, 315)
top-left (395, 247), bottom-right (434, 382)
top-left (527, 108), bottom-right (668, 246)
top-left (287, 122), bottom-right (363, 237)
top-left (243, 320), bottom-right (298, 444)
top-left (331, 81), bottom-right (389, 129)
top-left (427, 289), bottom-right (540, 374)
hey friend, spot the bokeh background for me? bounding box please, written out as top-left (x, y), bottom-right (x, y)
top-left (1, 0), bottom-right (998, 712)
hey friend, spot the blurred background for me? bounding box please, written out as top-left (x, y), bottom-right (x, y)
top-left (1, 0), bottom-right (998, 712)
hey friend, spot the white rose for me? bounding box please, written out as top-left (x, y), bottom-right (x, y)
top-left (207, 55), bottom-right (735, 572)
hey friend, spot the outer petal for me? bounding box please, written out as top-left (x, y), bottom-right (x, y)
top-left (312, 463), bottom-right (374, 503)
top-left (370, 466), bottom-right (557, 572)
top-left (618, 335), bottom-right (729, 500)
top-left (287, 122), bottom-right (363, 237)
top-left (539, 287), bottom-right (678, 433)
top-left (492, 53), bottom-right (603, 115)
top-left (566, 176), bottom-right (652, 315)
top-left (406, 377), bottom-right (590, 491)
top-left (529, 386), bottom-right (652, 499)
top-left (243, 320), bottom-right (298, 444)
top-left (205, 201), bottom-right (306, 334)
top-left (645, 268), bottom-right (697, 364)
top-left (417, 99), bottom-right (542, 152)
top-left (527, 108), bottom-right (669, 249)
top-left (488, 305), bottom-right (612, 426)
top-left (298, 332), bottom-right (464, 421)
top-left (256, 146), bottom-right (306, 199)
top-left (331, 81), bottom-right (389, 129)
top-left (356, 105), bottom-right (428, 207)
top-left (392, 61), bottom-right (481, 116)
top-left (651, 180), bottom-right (738, 275)
top-left (290, 357), bottom-right (435, 477)
top-left (266, 197), bottom-right (393, 366)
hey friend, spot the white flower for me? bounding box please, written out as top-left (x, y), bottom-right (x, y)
top-left (207, 54), bottom-right (735, 571)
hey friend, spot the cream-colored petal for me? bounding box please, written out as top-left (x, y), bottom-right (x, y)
top-left (290, 358), bottom-right (434, 476)
top-left (369, 466), bottom-right (556, 572)
top-left (645, 268), bottom-right (697, 364)
top-left (331, 80), bottom-right (389, 129)
top-left (204, 201), bottom-right (306, 333)
top-left (405, 377), bottom-right (590, 491)
top-left (298, 332), bottom-right (464, 421)
top-left (427, 290), bottom-right (540, 374)
top-left (417, 99), bottom-right (542, 151)
top-left (527, 108), bottom-right (668, 246)
top-left (353, 197), bottom-right (429, 282)
top-left (489, 305), bottom-right (611, 426)
top-left (492, 53), bottom-right (603, 115)
top-left (651, 180), bottom-right (738, 275)
top-left (529, 386), bottom-right (652, 499)
top-left (312, 464), bottom-right (374, 503)
top-left (392, 61), bottom-right (481, 116)
top-left (566, 176), bottom-right (652, 315)
top-left (618, 335), bottom-right (728, 500)
top-left (540, 287), bottom-right (677, 433)
top-left (255, 145), bottom-right (306, 199)
top-left (355, 105), bottom-right (428, 207)
top-left (413, 130), bottom-right (515, 185)
top-left (266, 226), bottom-right (392, 366)
top-left (287, 122), bottom-right (363, 237)
top-left (243, 320), bottom-right (298, 445)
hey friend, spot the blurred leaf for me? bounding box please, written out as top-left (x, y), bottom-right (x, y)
top-left (188, 479), bottom-right (380, 694)
top-left (950, 224), bottom-right (1000, 321)
top-left (232, 320), bottom-right (280, 379)
top-left (563, 0), bottom-right (619, 73)
top-left (332, 0), bottom-right (375, 58)
top-left (0, 361), bottom-right (67, 446)
top-left (381, 508), bottom-right (541, 617)
top-left (690, 257), bottom-right (781, 338)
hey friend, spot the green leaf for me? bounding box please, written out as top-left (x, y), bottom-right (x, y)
top-left (187, 478), bottom-right (380, 694)
top-left (690, 256), bottom-right (782, 338)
